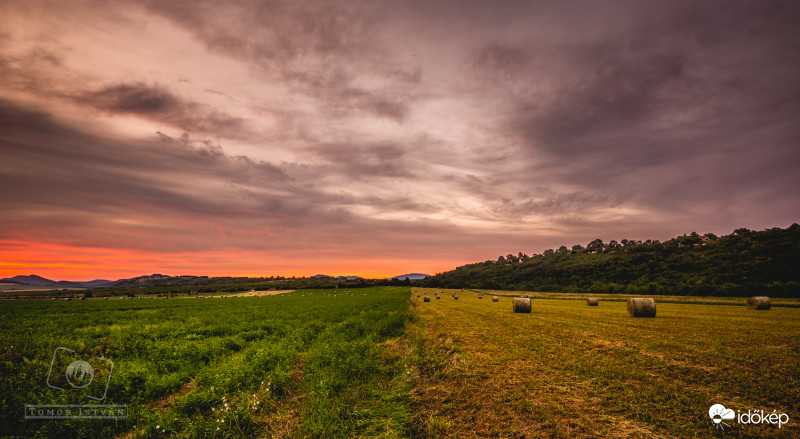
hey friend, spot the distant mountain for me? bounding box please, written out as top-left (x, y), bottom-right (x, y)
top-left (1, 274), bottom-right (58, 286)
top-left (2, 273), bottom-right (204, 289)
top-left (80, 279), bottom-right (117, 287)
top-left (0, 275), bottom-right (116, 288)
top-left (111, 274), bottom-right (174, 287)
top-left (2, 271), bottom-right (430, 289)
top-left (390, 273), bottom-right (430, 281)
top-left (120, 273), bottom-right (170, 283)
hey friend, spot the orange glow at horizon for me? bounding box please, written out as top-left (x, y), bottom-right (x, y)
top-left (0, 240), bottom-right (455, 281)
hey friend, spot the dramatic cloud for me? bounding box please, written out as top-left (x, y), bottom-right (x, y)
top-left (1, 0), bottom-right (798, 279)
top-left (81, 82), bottom-right (248, 135)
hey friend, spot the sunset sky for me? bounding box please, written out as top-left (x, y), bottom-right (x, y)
top-left (1, 0), bottom-right (798, 281)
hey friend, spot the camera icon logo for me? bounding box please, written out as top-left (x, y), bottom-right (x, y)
top-left (46, 347), bottom-right (114, 401)
top-left (66, 360), bottom-right (94, 388)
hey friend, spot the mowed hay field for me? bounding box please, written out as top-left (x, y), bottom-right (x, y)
top-left (409, 288), bottom-right (800, 438)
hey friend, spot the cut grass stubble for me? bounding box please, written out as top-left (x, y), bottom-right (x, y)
top-left (408, 287), bottom-right (800, 438)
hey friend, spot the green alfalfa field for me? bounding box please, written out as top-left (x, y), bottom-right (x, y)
top-left (1, 287), bottom-right (798, 438)
top-left (0, 288), bottom-right (414, 438)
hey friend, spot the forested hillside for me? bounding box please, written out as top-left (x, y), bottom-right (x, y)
top-left (420, 224), bottom-right (800, 297)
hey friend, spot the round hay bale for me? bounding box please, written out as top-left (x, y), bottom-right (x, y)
top-left (627, 298), bottom-right (656, 317)
top-left (423, 296), bottom-right (430, 302)
top-left (586, 298), bottom-right (599, 306)
top-left (436, 295), bottom-right (440, 299)
top-left (512, 297), bottom-right (531, 313)
top-left (492, 296), bottom-right (499, 302)
top-left (478, 294), bottom-right (483, 299)
top-left (454, 296), bottom-right (459, 300)
top-left (747, 296), bottom-right (771, 310)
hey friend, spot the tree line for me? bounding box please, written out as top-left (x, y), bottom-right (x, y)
top-left (418, 224), bottom-right (800, 297)
top-left (85, 276), bottom-right (413, 298)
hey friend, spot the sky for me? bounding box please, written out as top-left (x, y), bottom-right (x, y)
top-left (1, 0), bottom-right (798, 281)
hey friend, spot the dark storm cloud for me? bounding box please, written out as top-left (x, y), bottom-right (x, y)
top-left (0, 101), bottom-right (452, 253)
top-left (0, 101), bottom-right (297, 236)
top-left (338, 89), bottom-right (407, 122)
top-left (88, 83), bottom-right (180, 114)
top-left (0, 44), bottom-right (74, 98)
top-left (151, 131), bottom-right (290, 185)
top-left (468, 0), bottom-right (800, 229)
top-left (307, 142), bottom-right (410, 178)
top-left (133, 0), bottom-right (370, 73)
top-left (516, 50), bottom-right (688, 150)
top-left (304, 73), bottom-right (410, 122)
top-left (0, 40), bottom-right (250, 139)
top-left (81, 82), bottom-right (247, 136)
top-left (494, 191), bottom-right (625, 217)
top-left (135, 0), bottom-right (412, 122)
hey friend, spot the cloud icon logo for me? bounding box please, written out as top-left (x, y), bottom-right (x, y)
top-left (709, 404), bottom-right (735, 430)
